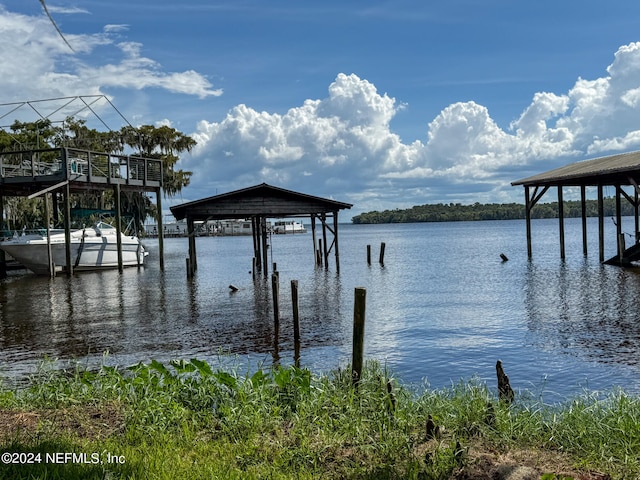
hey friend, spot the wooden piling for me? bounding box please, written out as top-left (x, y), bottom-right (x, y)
top-left (291, 280), bottom-right (301, 366)
top-left (367, 245), bottom-right (371, 265)
top-left (352, 287), bottom-right (366, 385)
top-left (379, 242), bottom-right (386, 265)
top-left (272, 273), bottom-right (280, 329)
top-left (45, 193), bottom-right (54, 278)
top-left (186, 257), bottom-right (193, 278)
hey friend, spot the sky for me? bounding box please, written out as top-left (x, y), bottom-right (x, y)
top-left (2, 1), bottom-right (640, 219)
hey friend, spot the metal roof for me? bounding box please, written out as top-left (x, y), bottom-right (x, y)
top-left (170, 183), bottom-right (352, 221)
top-left (512, 150), bottom-right (640, 187)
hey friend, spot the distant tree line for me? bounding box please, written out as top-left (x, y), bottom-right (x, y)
top-left (351, 198), bottom-right (636, 224)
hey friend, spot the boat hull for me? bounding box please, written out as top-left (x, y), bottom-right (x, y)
top-left (0, 228), bottom-right (147, 275)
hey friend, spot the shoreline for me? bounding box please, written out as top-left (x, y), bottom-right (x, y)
top-left (1, 359), bottom-right (637, 479)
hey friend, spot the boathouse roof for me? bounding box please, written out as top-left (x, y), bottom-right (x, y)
top-left (512, 150), bottom-right (640, 187)
top-left (169, 183), bottom-right (352, 221)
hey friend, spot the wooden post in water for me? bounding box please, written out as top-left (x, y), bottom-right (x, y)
top-left (64, 183), bottom-right (73, 275)
top-left (45, 193), bottom-right (54, 278)
top-left (557, 186), bottom-right (565, 260)
top-left (616, 185), bottom-right (623, 261)
top-left (619, 233), bottom-right (626, 263)
top-left (311, 214), bottom-right (319, 266)
top-left (352, 287), bottom-right (366, 385)
top-left (525, 186), bottom-right (532, 258)
top-left (261, 217), bottom-right (269, 277)
top-left (0, 193), bottom-right (5, 278)
top-left (333, 211), bottom-right (341, 274)
top-left (367, 245), bottom-right (371, 265)
top-left (581, 185), bottom-right (588, 256)
top-left (291, 280), bottom-right (301, 366)
top-left (379, 242), bottom-right (386, 265)
top-left (114, 184), bottom-right (123, 272)
top-left (156, 187), bottom-right (165, 271)
top-left (321, 213), bottom-right (329, 269)
top-left (598, 185), bottom-right (605, 262)
top-left (272, 272), bottom-right (280, 330)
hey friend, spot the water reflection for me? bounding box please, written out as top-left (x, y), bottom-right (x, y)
top-left (524, 259), bottom-right (640, 368)
top-left (1, 221), bottom-right (640, 398)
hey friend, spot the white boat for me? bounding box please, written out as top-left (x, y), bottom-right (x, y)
top-left (272, 220), bottom-right (306, 234)
top-left (0, 222), bottom-right (147, 274)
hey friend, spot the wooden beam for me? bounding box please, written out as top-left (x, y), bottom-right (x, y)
top-left (530, 185), bottom-right (550, 207)
top-left (27, 178), bottom-right (71, 199)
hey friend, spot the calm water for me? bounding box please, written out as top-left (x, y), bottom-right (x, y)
top-left (1, 218), bottom-right (639, 401)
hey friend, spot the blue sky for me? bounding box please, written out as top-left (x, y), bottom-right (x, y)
top-left (3, 1), bottom-right (640, 218)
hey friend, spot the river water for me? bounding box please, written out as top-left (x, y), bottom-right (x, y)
top-left (1, 218), bottom-right (639, 401)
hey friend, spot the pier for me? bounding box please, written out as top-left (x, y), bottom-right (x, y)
top-left (512, 149), bottom-right (640, 265)
top-left (169, 183), bottom-right (352, 276)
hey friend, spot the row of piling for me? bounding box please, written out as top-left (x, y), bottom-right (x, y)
top-left (269, 268), bottom-right (366, 382)
top-left (367, 242), bottom-right (386, 265)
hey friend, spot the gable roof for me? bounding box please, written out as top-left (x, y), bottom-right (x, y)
top-left (512, 150), bottom-right (640, 187)
top-left (170, 183), bottom-right (352, 221)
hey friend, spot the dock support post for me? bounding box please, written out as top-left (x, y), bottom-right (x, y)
top-left (333, 211), bottom-right (341, 274)
top-left (581, 185), bottom-right (588, 256)
top-left (261, 216), bottom-right (269, 277)
top-left (321, 213), bottom-right (329, 269)
top-left (64, 183), bottom-right (73, 275)
top-left (45, 193), bottom-right (54, 278)
top-left (0, 194), bottom-right (5, 278)
top-left (311, 214), bottom-right (319, 266)
top-left (616, 185), bottom-right (623, 260)
top-left (114, 184), bottom-right (123, 272)
top-left (525, 186), bottom-right (532, 258)
top-left (156, 188), bottom-right (165, 271)
top-left (367, 245), bottom-right (371, 265)
top-left (598, 185), bottom-right (605, 262)
top-left (558, 186), bottom-right (565, 260)
top-left (379, 242), bottom-right (386, 265)
top-left (633, 188), bottom-right (640, 244)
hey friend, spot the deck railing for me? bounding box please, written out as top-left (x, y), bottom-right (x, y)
top-left (0, 147), bottom-right (162, 188)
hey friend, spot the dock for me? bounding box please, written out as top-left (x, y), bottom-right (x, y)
top-left (512, 149), bottom-right (640, 265)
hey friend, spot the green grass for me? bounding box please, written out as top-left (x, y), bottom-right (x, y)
top-left (0, 358), bottom-right (639, 479)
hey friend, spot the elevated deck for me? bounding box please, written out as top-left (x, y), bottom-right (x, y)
top-left (0, 147), bottom-right (162, 195)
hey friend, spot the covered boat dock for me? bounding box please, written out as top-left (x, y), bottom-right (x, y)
top-left (0, 146), bottom-right (164, 275)
top-left (512, 150), bottom-right (640, 265)
top-left (169, 183), bottom-right (352, 276)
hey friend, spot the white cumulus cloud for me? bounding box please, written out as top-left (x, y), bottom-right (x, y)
top-left (186, 42), bottom-right (640, 213)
